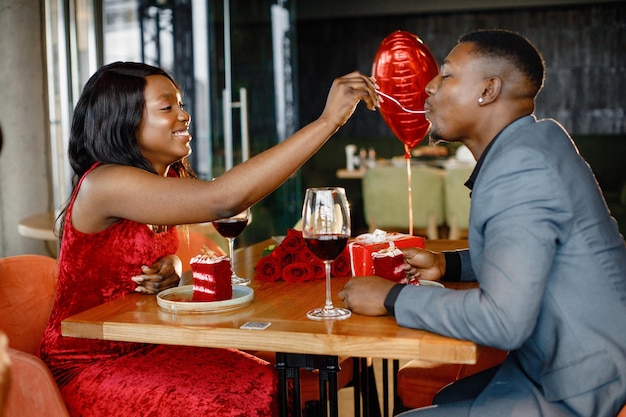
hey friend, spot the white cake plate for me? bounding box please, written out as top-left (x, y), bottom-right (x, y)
top-left (157, 285), bottom-right (253, 314)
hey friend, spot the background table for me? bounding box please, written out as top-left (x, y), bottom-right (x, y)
top-left (17, 211), bottom-right (59, 256)
top-left (17, 211), bottom-right (57, 241)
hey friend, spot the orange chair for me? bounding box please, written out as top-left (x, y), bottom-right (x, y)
top-left (396, 346), bottom-right (508, 411)
top-left (5, 348), bottom-right (69, 416)
top-left (0, 254), bottom-right (69, 417)
top-left (176, 230), bottom-right (226, 271)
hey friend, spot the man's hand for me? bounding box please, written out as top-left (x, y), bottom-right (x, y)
top-left (402, 247), bottom-right (446, 282)
top-left (338, 276), bottom-right (397, 316)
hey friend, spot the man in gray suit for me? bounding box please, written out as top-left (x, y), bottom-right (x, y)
top-left (339, 29), bottom-right (626, 416)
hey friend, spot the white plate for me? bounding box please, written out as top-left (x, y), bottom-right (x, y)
top-left (419, 280), bottom-right (445, 288)
top-left (157, 285), bottom-right (254, 314)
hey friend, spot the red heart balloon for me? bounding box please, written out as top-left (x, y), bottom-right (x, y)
top-left (372, 31), bottom-right (439, 156)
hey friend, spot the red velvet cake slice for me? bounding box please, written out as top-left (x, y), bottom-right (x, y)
top-left (371, 246), bottom-right (416, 284)
top-left (190, 253), bottom-right (233, 301)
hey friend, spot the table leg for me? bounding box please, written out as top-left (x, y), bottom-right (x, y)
top-left (382, 359), bottom-right (389, 417)
top-left (353, 358), bottom-right (361, 416)
top-left (364, 360), bottom-right (381, 417)
top-left (360, 358), bottom-right (371, 417)
top-left (383, 359), bottom-right (407, 417)
top-left (351, 358), bottom-right (382, 417)
top-left (276, 353), bottom-right (340, 417)
top-left (276, 352), bottom-right (295, 417)
top-left (392, 359), bottom-right (401, 413)
top-left (324, 358), bottom-right (339, 417)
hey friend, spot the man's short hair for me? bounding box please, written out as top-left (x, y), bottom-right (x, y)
top-left (459, 29), bottom-right (545, 98)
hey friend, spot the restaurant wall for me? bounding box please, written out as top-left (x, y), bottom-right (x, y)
top-left (296, 2), bottom-right (625, 137)
top-left (0, 0), bottom-right (52, 257)
top-left (296, 2), bottom-right (625, 235)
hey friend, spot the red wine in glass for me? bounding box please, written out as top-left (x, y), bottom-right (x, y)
top-left (305, 234), bottom-right (348, 261)
top-left (212, 208), bottom-right (251, 286)
top-left (213, 218), bottom-right (248, 238)
top-left (301, 187), bottom-right (351, 320)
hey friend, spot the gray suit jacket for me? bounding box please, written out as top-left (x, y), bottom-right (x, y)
top-left (395, 116), bottom-right (626, 417)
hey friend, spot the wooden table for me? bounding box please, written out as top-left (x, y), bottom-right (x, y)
top-left (336, 168), bottom-right (367, 179)
top-left (62, 239), bottom-right (472, 416)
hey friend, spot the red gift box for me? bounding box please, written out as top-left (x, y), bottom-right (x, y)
top-left (349, 230), bottom-right (425, 280)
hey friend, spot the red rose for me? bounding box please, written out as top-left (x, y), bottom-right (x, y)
top-left (255, 229), bottom-right (343, 283)
top-left (297, 248), bottom-right (317, 264)
top-left (295, 245), bottom-right (325, 280)
top-left (255, 255), bottom-right (281, 282)
top-left (311, 261), bottom-right (326, 280)
top-left (282, 228), bottom-right (305, 250)
top-left (272, 245), bottom-right (298, 268)
top-left (331, 249), bottom-right (352, 277)
top-left (281, 261), bottom-right (315, 283)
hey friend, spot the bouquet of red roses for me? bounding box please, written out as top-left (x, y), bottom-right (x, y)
top-left (255, 228), bottom-right (351, 282)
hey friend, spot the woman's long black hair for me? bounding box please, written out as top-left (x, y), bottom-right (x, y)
top-left (57, 62), bottom-right (197, 237)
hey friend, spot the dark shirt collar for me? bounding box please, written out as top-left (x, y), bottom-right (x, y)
top-left (464, 139), bottom-right (495, 191)
top-left (464, 116), bottom-right (529, 191)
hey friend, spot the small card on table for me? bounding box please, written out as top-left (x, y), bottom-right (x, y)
top-left (240, 321), bottom-right (271, 330)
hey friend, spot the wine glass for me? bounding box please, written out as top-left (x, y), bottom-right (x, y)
top-left (301, 187), bottom-right (351, 320)
top-left (212, 208), bottom-right (251, 286)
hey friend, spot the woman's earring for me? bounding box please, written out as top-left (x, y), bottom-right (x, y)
top-left (478, 97), bottom-right (484, 104)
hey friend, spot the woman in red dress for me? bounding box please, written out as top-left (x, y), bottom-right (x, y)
top-left (39, 62), bottom-right (378, 416)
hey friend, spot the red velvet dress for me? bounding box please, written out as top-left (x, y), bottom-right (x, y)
top-left (39, 163), bottom-right (278, 416)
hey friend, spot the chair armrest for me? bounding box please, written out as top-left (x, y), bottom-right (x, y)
top-left (5, 348), bottom-right (69, 417)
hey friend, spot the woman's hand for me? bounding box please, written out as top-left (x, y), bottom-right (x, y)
top-left (131, 254), bottom-right (183, 295)
top-left (319, 71), bottom-right (380, 129)
top-left (402, 247), bottom-right (446, 282)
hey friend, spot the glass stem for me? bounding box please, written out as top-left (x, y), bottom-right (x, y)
top-left (324, 260), bottom-right (334, 311)
top-left (228, 238), bottom-right (236, 277)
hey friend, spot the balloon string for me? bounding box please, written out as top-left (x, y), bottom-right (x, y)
top-left (406, 157), bottom-right (413, 236)
top-left (404, 144), bottom-right (412, 159)
top-left (376, 90), bottom-right (427, 114)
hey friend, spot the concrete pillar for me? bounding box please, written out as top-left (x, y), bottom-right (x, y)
top-left (0, 0), bottom-right (52, 256)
